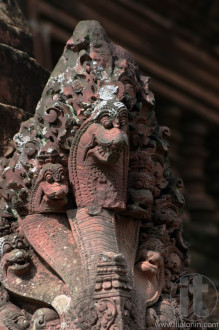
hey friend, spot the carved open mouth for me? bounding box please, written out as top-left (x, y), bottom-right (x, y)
top-left (6, 254), bottom-right (30, 275)
top-left (9, 259), bottom-right (30, 272)
top-left (9, 260), bottom-right (30, 271)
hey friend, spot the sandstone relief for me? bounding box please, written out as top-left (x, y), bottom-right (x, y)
top-left (0, 20), bottom-right (200, 329)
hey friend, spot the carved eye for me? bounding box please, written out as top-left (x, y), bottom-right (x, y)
top-left (16, 239), bottom-right (25, 249)
top-left (3, 243), bottom-right (12, 254)
top-left (101, 116), bottom-right (113, 129)
top-left (46, 173), bottom-right (54, 183)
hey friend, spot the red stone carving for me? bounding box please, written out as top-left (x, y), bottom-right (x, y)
top-left (0, 20), bottom-right (197, 328)
top-left (29, 162), bottom-right (69, 214)
top-left (68, 99), bottom-right (129, 211)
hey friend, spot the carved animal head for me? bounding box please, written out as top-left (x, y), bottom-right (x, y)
top-left (164, 246), bottom-right (183, 275)
top-left (153, 195), bottom-right (183, 230)
top-left (135, 238), bottom-right (164, 277)
top-left (129, 117), bottom-right (154, 150)
top-left (69, 100), bottom-right (129, 209)
top-left (126, 152), bottom-right (155, 218)
top-left (134, 236), bottom-right (165, 313)
top-left (30, 163), bottom-right (69, 214)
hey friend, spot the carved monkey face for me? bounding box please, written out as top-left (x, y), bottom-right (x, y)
top-left (41, 167), bottom-right (68, 202)
top-left (0, 234), bottom-right (30, 276)
top-left (165, 252), bottom-right (181, 273)
top-left (129, 118), bottom-right (153, 149)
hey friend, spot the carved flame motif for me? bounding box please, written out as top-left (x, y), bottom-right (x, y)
top-left (0, 20), bottom-right (195, 328)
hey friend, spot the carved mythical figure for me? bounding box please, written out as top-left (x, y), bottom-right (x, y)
top-left (69, 99), bottom-right (129, 210)
top-left (29, 162), bottom-right (69, 214)
top-left (0, 20), bottom-right (195, 329)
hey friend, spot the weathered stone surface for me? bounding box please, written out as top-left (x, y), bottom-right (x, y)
top-left (0, 44), bottom-right (48, 113)
top-left (0, 103), bottom-right (31, 156)
top-left (0, 0), bottom-right (49, 158)
top-left (0, 19), bottom-right (33, 56)
top-left (0, 20), bottom-right (198, 329)
top-left (0, 0), bottom-right (33, 56)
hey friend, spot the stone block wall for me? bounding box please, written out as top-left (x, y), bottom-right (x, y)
top-left (0, 0), bottom-right (49, 156)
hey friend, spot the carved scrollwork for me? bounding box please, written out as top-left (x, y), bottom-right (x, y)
top-left (93, 299), bottom-right (117, 329)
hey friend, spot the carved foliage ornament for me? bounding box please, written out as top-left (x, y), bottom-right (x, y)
top-left (0, 20), bottom-right (196, 329)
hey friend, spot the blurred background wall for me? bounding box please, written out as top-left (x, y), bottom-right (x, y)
top-left (1, 0), bottom-right (219, 320)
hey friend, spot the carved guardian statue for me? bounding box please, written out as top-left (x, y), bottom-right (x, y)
top-left (0, 20), bottom-right (199, 329)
